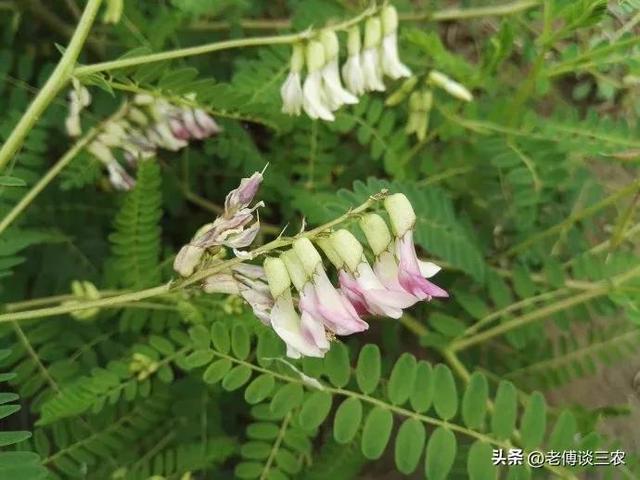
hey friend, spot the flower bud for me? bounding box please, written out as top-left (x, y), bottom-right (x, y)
top-left (359, 213), bottom-right (392, 256)
top-left (385, 76), bottom-right (417, 106)
top-left (264, 257), bottom-right (291, 298)
top-left (290, 43), bottom-right (304, 72)
top-left (408, 90), bottom-right (422, 111)
top-left (128, 107), bottom-right (149, 126)
top-left (364, 17), bottom-right (382, 49)
top-left (384, 193), bottom-right (416, 237)
top-left (292, 238), bottom-right (323, 276)
top-left (281, 250), bottom-right (308, 291)
top-left (133, 93), bottom-right (154, 105)
top-left (316, 237), bottom-right (344, 269)
top-left (330, 229), bottom-right (363, 272)
top-left (347, 26), bottom-right (361, 56)
top-left (103, 0), bottom-right (123, 24)
top-left (224, 172), bottom-right (263, 214)
top-left (173, 244), bottom-right (205, 277)
top-left (320, 30), bottom-right (340, 61)
top-left (306, 41), bottom-right (326, 73)
top-left (203, 273), bottom-right (241, 294)
top-left (381, 5), bottom-right (399, 35)
top-left (428, 71), bottom-right (473, 102)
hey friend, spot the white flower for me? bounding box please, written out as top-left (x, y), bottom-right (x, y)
top-left (302, 41), bottom-right (335, 121)
top-left (320, 30), bottom-right (358, 110)
top-left (341, 26), bottom-right (366, 96)
top-left (380, 5), bottom-right (411, 80)
top-left (361, 17), bottom-right (385, 92)
top-left (281, 44), bottom-right (304, 115)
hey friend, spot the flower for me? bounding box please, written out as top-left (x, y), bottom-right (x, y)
top-left (361, 17), bottom-right (385, 92)
top-left (320, 30), bottom-right (358, 111)
top-left (380, 5), bottom-right (411, 80)
top-left (341, 26), bottom-right (366, 96)
top-left (264, 257), bottom-right (329, 359)
top-left (65, 81), bottom-right (91, 137)
top-left (293, 238), bottom-right (368, 335)
top-left (382, 194), bottom-right (448, 300)
top-left (281, 44), bottom-right (305, 115)
top-left (173, 171), bottom-right (265, 277)
top-left (329, 229), bottom-right (416, 319)
top-left (302, 41), bottom-right (335, 121)
top-left (428, 71), bottom-right (473, 102)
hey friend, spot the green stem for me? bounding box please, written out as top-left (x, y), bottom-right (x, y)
top-left (0, 105), bottom-right (127, 236)
top-left (450, 264), bottom-right (640, 352)
top-left (416, 0), bottom-right (540, 21)
top-left (0, 0), bottom-right (103, 172)
top-left (73, 6), bottom-right (376, 77)
top-left (503, 177), bottom-right (640, 257)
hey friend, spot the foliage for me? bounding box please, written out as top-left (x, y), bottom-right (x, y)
top-left (1, 0), bottom-right (640, 479)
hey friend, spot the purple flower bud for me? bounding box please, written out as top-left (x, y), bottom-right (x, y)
top-left (224, 172), bottom-right (264, 215)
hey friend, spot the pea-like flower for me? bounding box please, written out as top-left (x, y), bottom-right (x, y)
top-left (320, 30), bottom-right (358, 111)
top-left (379, 5), bottom-right (411, 80)
top-left (428, 71), bottom-right (473, 102)
top-left (341, 26), bottom-right (366, 96)
top-left (361, 17), bottom-right (386, 92)
top-left (281, 44), bottom-right (305, 116)
top-left (302, 41), bottom-right (335, 121)
top-left (264, 257), bottom-right (329, 359)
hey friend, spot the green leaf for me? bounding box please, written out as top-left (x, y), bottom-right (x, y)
top-left (491, 381), bottom-right (518, 439)
top-left (361, 407), bottom-right (393, 460)
top-left (324, 342), bottom-right (351, 388)
top-left (232, 324), bottom-right (251, 360)
top-left (462, 372), bottom-right (488, 429)
top-left (0, 176), bottom-right (26, 187)
top-left (221, 365), bottom-right (252, 391)
top-left (210, 322), bottom-right (230, 354)
top-left (425, 427), bottom-right (456, 480)
top-left (410, 361), bottom-right (434, 413)
top-left (270, 383), bottom-right (304, 418)
top-left (244, 374), bottom-right (275, 405)
top-left (299, 391), bottom-right (332, 430)
top-left (203, 359), bottom-right (232, 384)
top-left (333, 397), bottom-right (362, 444)
top-left (433, 364), bottom-right (458, 420)
top-left (548, 410), bottom-right (577, 451)
top-left (467, 441), bottom-right (497, 480)
top-left (185, 349), bottom-right (215, 368)
top-left (519, 392), bottom-right (546, 449)
top-left (356, 344), bottom-right (381, 394)
top-left (394, 418), bottom-right (426, 474)
top-left (387, 353), bottom-right (417, 405)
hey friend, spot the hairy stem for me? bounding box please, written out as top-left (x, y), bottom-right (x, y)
top-left (0, 0), bottom-right (102, 172)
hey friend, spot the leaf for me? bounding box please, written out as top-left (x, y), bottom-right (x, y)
top-left (519, 392), bottom-right (546, 449)
top-left (299, 391), bottom-right (332, 430)
top-left (185, 349), bottom-right (215, 368)
top-left (432, 364), bottom-right (458, 420)
top-left (221, 365), bottom-right (252, 391)
top-left (467, 441), bottom-right (497, 480)
top-left (361, 407), bottom-right (393, 460)
top-left (210, 322), bottom-right (231, 354)
top-left (270, 383), bottom-right (304, 418)
top-left (387, 353), bottom-right (417, 405)
top-left (0, 175), bottom-right (26, 187)
top-left (356, 344), bottom-right (381, 394)
top-left (491, 381), bottom-right (518, 439)
top-left (462, 372), bottom-right (489, 429)
top-left (333, 397), bottom-right (362, 444)
top-left (324, 342), bottom-right (351, 388)
top-left (244, 374), bottom-right (275, 405)
top-left (425, 427), bottom-right (456, 480)
top-left (394, 418), bottom-right (426, 474)
top-left (203, 359), bottom-right (232, 384)
top-left (410, 361), bottom-right (434, 413)
top-left (232, 324), bottom-right (251, 360)
top-left (548, 410), bottom-right (577, 451)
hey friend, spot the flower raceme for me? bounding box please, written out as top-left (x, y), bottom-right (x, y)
top-left (280, 4), bottom-right (411, 121)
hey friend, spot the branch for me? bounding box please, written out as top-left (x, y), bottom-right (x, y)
top-left (0, 0), bottom-right (103, 172)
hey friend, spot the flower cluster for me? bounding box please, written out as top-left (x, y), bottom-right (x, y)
top-left (263, 193), bottom-right (447, 358)
top-left (173, 170), bottom-right (264, 278)
top-left (66, 90), bottom-right (220, 190)
top-left (280, 5), bottom-right (411, 121)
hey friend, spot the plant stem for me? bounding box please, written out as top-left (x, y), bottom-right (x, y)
top-left (0, 105), bottom-right (127, 235)
top-left (0, 0), bottom-right (102, 172)
top-left (413, 0), bottom-right (540, 21)
top-left (450, 264), bottom-right (640, 352)
top-left (73, 6), bottom-right (377, 77)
